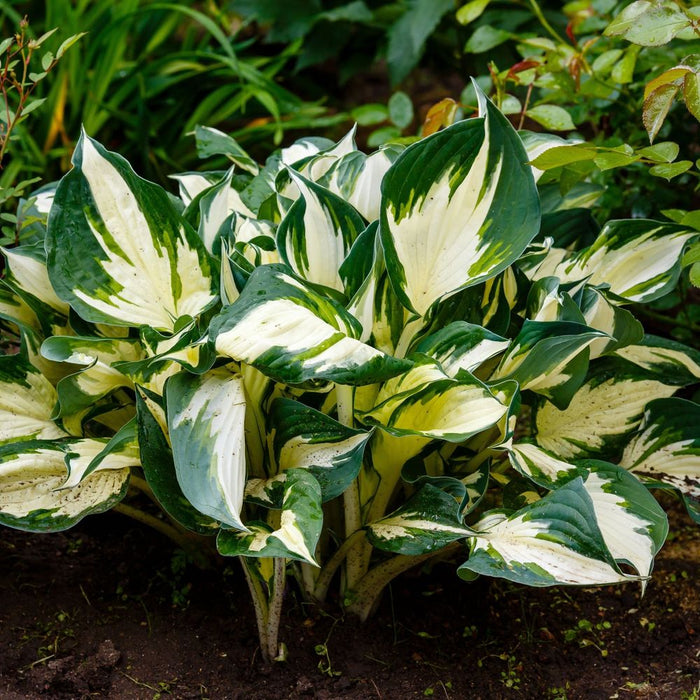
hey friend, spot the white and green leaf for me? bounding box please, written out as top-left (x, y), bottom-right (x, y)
top-left (0, 354), bottom-right (66, 444)
top-left (366, 483), bottom-right (474, 555)
top-left (0, 440), bottom-right (129, 532)
top-left (362, 361), bottom-right (507, 442)
top-left (47, 131), bottom-right (218, 331)
top-left (380, 86), bottom-right (540, 315)
top-left (532, 220), bottom-right (698, 303)
top-left (166, 366), bottom-right (248, 530)
top-left (269, 397), bottom-right (372, 501)
top-left (615, 335), bottom-right (700, 386)
top-left (534, 358), bottom-right (677, 460)
top-left (276, 171), bottom-right (366, 292)
top-left (136, 388), bottom-right (219, 534)
top-left (492, 320), bottom-right (607, 408)
top-left (209, 264), bottom-right (411, 386)
top-left (577, 460), bottom-right (667, 581)
top-left (322, 145), bottom-right (403, 222)
top-left (578, 286), bottom-right (643, 359)
top-left (620, 398), bottom-right (700, 522)
top-left (41, 335), bottom-right (144, 416)
top-left (217, 469), bottom-right (323, 564)
top-left (60, 427), bottom-right (140, 489)
top-left (460, 478), bottom-right (630, 586)
top-left (411, 321), bottom-right (509, 377)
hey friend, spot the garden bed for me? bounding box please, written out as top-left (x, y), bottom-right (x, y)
top-left (1, 496), bottom-right (698, 699)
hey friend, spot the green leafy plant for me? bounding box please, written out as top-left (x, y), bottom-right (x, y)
top-left (1, 84), bottom-right (699, 664)
top-left (0, 18), bottom-right (82, 244)
top-left (1, 2), bottom-right (345, 189)
top-left (228, 0), bottom-right (458, 86)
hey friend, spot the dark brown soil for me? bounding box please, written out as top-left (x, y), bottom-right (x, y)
top-left (1, 496), bottom-right (698, 700)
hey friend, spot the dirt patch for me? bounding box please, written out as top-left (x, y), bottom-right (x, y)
top-left (1, 496), bottom-right (698, 699)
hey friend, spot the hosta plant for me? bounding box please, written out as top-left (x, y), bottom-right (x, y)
top-left (1, 85), bottom-right (699, 663)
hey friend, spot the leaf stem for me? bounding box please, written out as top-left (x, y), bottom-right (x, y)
top-left (345, 542), bottom-right (462, 621)
top-left (312, 530), bottom-right (366, 602)
top-left (527, 0), bottom-right (567, 45)
top-left (240, 557), bottom-right (270, 660)
top-left (112, 502), bottom-right (196, 551)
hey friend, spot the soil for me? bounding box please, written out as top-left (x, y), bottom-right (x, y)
top-left (1, 496), bottom-right (698, 700)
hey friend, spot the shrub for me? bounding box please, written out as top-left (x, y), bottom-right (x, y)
top-left (0, 85), bottom-right (698, 662)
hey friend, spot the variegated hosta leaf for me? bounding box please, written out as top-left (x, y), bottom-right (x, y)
top-left (362, 363), bottom-right (507, 442)
top-left (614, 334), bottom-right (700, 386)
top-left (534, 358), bottom-right (677, 460)
top-left (216, 469), bottom-right (323, 564)
top-left (166, 366), bottom-right (248, 531)
top-left (233, 214), bottom-right (279, 264)
top-left (209, 264), bottom-right (410, 386)
top-left (0, 354), bottom-right (67, 444)
top-left (1, 242), bottom-right (70, 317)
top-left (269, 398), bottom-right (372, 501)
top-left (508, 444), bottom-right (667, 579)
top-left (244, 474), bottom-right (287, 508)
top-left (189, 167), bottom-right (235, 255)
top-left (0, 278), bottom-right (41, 333)
top-left (282, 128), bottom-right (357, 189)
top-left (526, 277), bottom-right (585, 324)
top-left (412, 321), bottom-right (509, 377)
top-left (491, 320), bottom-right (608, 409)
top-left (340, 222), bottom-right (383, 342)
top-left (479, 268), bottom-right (519, 334)
top-left (508, 441), bottom-right (585, 488)
top-left (0, 440), bottom-right (129, 532)
top-left (380, 87), bottom-right (540, 315)
top-left (369, 272), bottom-right (408, 356)
top-left (366, 483), bottom-right (474, 555)
top-left (402, 449), bottom-right (491, 517)
top-left (519, 131), bottom-right (581, 182)
top-left (577, 460), bottom-right (667, 580)
top-left (171, 171), bottom-right (224, 206)
top-left (61, 426), bottom-right (141, 489)
top-left (276, 171), bottom-right (366, 292)
top-left (116, 320), bottom-right (214, 387)
top-left (41, 335), bottom-right (144, 416)
top-left (321, 145), bottom-right (404, 222)
top-left (578, 286), bottom-right (643, 359)
top-left (620, 398), bottom-right (700, 521)
top-left (135, 389), bottom-right (219, 534)
top-left (532, 220), bottom-right (697, 303)
top-left (460, 478), bottom-right (630, 586)
top-left (46, 131), bottom-right (218, 331)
